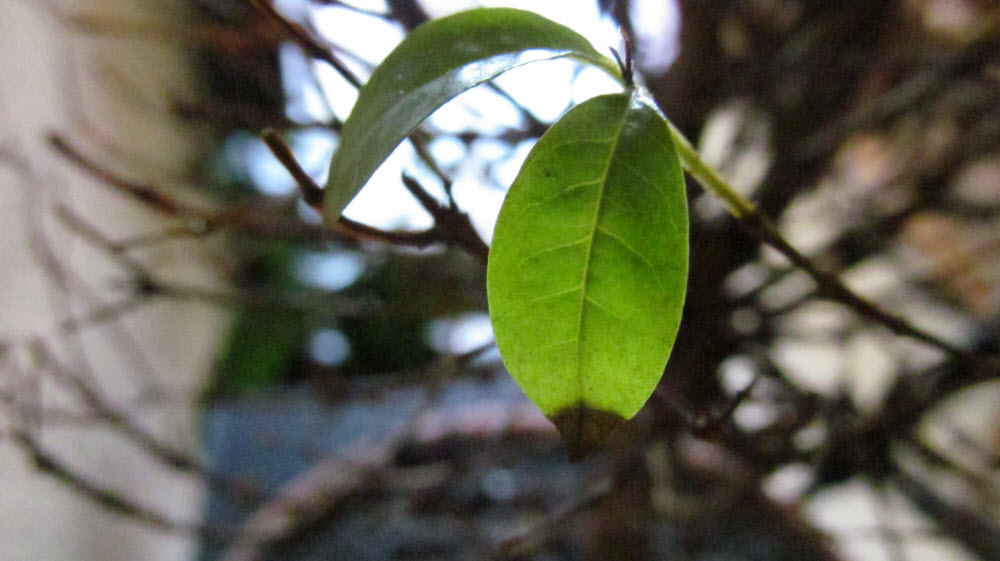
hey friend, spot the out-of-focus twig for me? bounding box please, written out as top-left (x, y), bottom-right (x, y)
top-left (9, 425), bottom-right (230, 540)
top-left (495, 478), bottom-right (613, 559)
top-left (248, 2), bottom-right (491, 264)
top-left (671, 123), bottom-right (998, 372)
top-left (49, 133), bottom-right (447, 251)
top-left (248, 0), bottom-right (363, 89)
top-left (51, 205), bottom-right (382, 327)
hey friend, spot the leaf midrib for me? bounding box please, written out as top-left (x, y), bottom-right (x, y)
top-left (573, 95), bottom-right (632, 402)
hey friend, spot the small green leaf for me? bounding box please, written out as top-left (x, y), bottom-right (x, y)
top-left (323, 8), bottom-right (622, 223)
top-left (487, 91), bottom-right (688, 460)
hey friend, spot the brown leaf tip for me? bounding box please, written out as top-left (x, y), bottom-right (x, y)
top-left (548, 404), bottom-right (625, 462)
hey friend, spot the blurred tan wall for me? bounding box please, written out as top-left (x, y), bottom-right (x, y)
top-left (0, 1), bottom-right (224, 560)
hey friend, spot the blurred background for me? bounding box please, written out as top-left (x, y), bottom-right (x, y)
top-left (0, 1), bottom-right (999, 560)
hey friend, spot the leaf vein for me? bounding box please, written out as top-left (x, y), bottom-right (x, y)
top-left (531, 284), bottom-right (584, 303)
top-left (585, 295), bottom-right (626, 321)
top-left (537, 136), bottom-right (618, 154)
top-left (518, 178), bottom-right (601, 212)
top-left (619, 160), bottom-right (666, 200)
top-left (517, 236), bottom-right (588, 268)
top-left (595, 225), bottom-right (656, 271)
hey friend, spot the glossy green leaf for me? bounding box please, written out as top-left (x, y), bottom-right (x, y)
top-left (323, 8), bottom-right (622, 223)
top-left (487, 91), bottom-right (688, 460)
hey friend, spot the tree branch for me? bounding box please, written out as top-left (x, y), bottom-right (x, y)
top-left (248, 0), bottom-right (363, 89)
top-left (248, 1), bottom-right (491, 263)
top-left (668, 123), bottom-right (996, 370)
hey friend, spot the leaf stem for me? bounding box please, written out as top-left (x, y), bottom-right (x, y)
top-left (667, 121), bottom-right (756, 217)
top-left (667, 122), bottom-right (992, 369)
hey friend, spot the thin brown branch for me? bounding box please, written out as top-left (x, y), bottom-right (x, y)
top-left (115, 225), bottom-right (213, 250)
top-left (496, 478), bottom-right (613, 559)
top-left (248, 0), bottom-right (363, 89)
top-left (59, 298), bottom-right (148, 333)
top-left (218, 386), bottom-right (445, 561)
top-left (171, 97), bottom-right (337, 131)
top-left (33, 343), bottom-right (201, 471)
top-left (27, 199), bottom-right (166, 394)
top-left (408, 131), bottom-right (453, 195)
top-left (737, 211), bottom-right (995, 371)
top-left (8, 425), bottom-right (229, 541)
top-left (50, 133), bottom-right (447, 251)
top-left (248, 6), bottom-right (489, 262)
top-left (905, 436), bottom-right (999, 504)
top-left (49, 134), bottom-right (193, 218)
top-left (53, 204), bottom-right (144, 272)
top-left (219, 455), bottom-right (389, 561)
top-left (400, 136), bottom-right (491, 260)
top-left (401, 173), bottom-right (489, 263)
top-left (335, 217), bottom-right (443, 248)
top-left (51, 204), bottom-right (384, 334)
top-left (672, 123), bottom-right (999, 370)
top-left (28, 340), bottom-right (264, 504)
top-left (260, 127), bottom-right (452, 250)
top-left (894, 469), bottom-right (1000, 560)
top-left (260, 128), bottom-right (324, 206)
